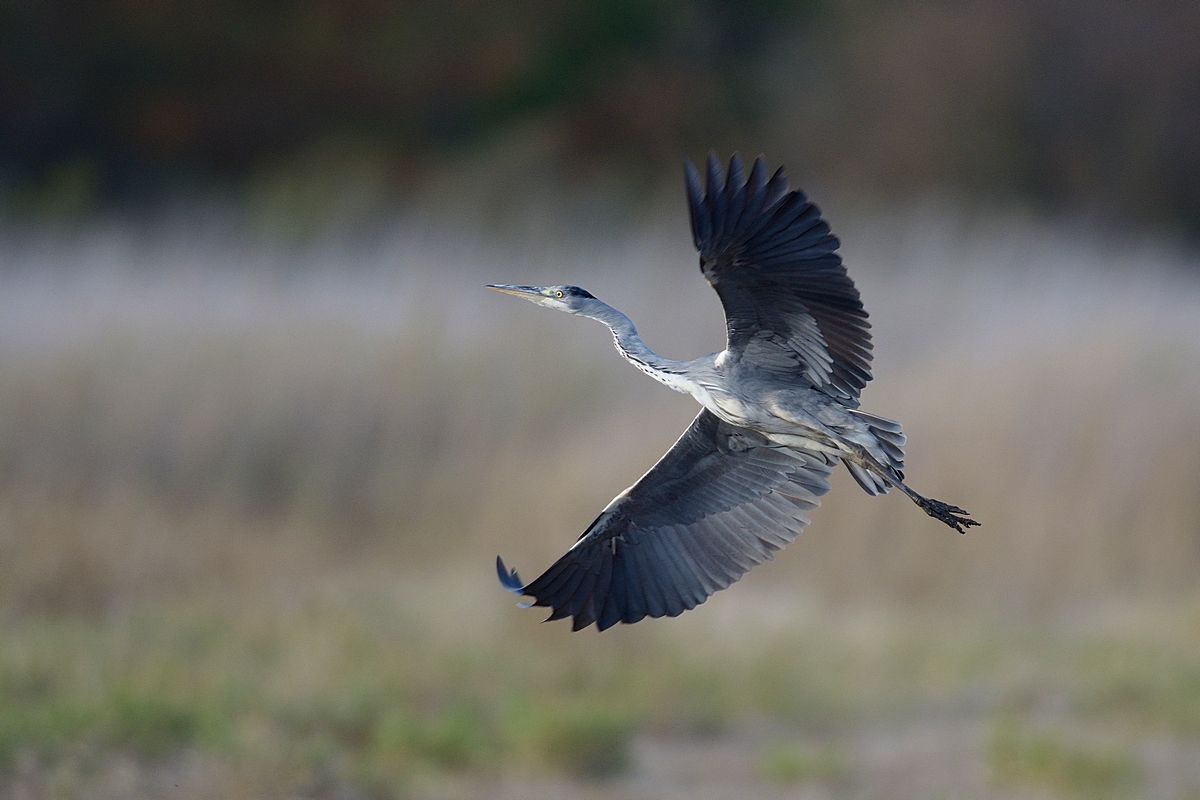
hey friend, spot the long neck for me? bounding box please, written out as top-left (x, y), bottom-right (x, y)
top-left (578, 301), bottom-right (694, 394)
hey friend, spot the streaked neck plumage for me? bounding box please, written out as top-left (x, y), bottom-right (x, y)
top-left (574, 298), bottom-right (698, 395)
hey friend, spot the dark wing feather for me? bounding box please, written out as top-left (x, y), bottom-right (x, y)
top-left (496, 410), bottom-right (832, 631)
top-left (684, 152), bottom-right (873, 405)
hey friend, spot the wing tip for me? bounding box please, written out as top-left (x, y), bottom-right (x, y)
top-left (684, 159), bottom-right (706, 248)
top-left (496, 555), bottom-right (525, 594)
top-left (726, 152), bottom-right (745, 193)
top-left (705, 151), bottom-right (723, 196)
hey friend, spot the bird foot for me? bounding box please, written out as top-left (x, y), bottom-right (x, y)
top-left (915, 495), bottom-right (980, 534)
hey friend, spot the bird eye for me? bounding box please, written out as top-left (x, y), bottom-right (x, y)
top-left (555, 290), bottom-right (563, 298)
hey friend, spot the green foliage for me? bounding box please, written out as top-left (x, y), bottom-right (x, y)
top-left (0, 597), bottom-right (1198, 795)
top-left (7, 0), bottom-right (1199, 231)
top-left (410, 701), bottom-right (499, 771)
top-left (0, 667), bottom-right (228, 766)
top-left (988, 717), bottom-right (1143, 798)
top-left (540, 703), bottom-right (637, 778)
top-left (756, 741), bottom-right (848, 785)
top-left (103, 689), bottom-right (209, 758)
top-left (1, 0), bottom-right (816, 204)
top-left (1068, 638), bottom-right (1200, 734)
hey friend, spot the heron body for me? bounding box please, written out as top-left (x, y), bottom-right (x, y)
top-left (489, 153), bottom-right (978, 632)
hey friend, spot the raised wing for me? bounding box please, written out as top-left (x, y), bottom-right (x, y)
top-left (497, 410), bottom-right (832, 631)
top-left (685, 153), bottom-right (873, 405)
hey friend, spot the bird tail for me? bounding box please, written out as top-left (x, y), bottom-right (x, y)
top-left (842, 411), bottom-right (979, 533)
top-left (844, 409), bottom-right (907, 495)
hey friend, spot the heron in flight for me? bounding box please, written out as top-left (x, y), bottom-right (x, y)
top-left (490, 153), bottom-right (978, 631)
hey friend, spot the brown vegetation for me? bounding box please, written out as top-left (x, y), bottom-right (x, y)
top-left (0, 204), bottom-right (1197, 796)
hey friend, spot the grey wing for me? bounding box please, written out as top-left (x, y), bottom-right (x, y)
top-left (497, 410), bottom-right (833, 631)
top-left (684, 152), bottom-right (873, 406)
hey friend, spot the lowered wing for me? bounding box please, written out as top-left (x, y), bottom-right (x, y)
top-left (685, 153), bottom-right (873, 406)
top-left (497, 410), bottom-right (833, 631)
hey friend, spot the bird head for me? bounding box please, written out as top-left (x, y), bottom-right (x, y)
top-left (486, 284), bottom-right (598, 314)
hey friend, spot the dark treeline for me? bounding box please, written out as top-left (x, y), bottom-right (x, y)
top-left (2, 0), bottom-right (1198, 232)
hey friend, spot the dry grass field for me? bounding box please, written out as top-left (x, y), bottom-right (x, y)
top-left (0, 199), bottom-right (1198, 798)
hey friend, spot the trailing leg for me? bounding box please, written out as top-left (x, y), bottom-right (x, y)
top-left (893, 482), bottom-right (979, 533)
top-left (846, 444), bottom-right (979, 534)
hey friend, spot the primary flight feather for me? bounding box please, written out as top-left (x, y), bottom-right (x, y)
top-left (489, 153), bottom-right (978, 632)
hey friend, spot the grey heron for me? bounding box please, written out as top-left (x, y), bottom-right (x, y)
top-left (490, 153), bottom-right (978, 631)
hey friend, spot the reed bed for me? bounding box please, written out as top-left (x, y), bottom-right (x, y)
top-left (0, 205), bottom-right (1197, 797)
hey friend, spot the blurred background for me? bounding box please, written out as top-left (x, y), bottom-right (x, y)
top-left (1, 1), bottom-right (1199, 798)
